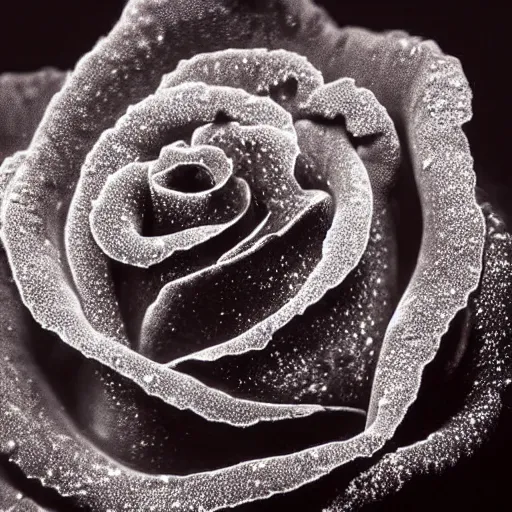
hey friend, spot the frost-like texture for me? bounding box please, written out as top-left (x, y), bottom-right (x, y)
top-left (327, 204), bottom-right (512, 511)
top-left (0, 1), bottom-right (502, 511)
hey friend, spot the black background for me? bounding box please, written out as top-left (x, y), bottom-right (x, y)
top-left (0, 1), bottom-right (510, 511)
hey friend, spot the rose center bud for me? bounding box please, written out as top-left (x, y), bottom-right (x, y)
top-left (147, 141), bottom-right (240, 238)
top-left (89, 140), bottom-right (251, 270)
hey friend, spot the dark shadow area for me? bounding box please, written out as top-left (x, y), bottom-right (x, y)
top-left (267, 75), bottom-right (299, 103)
top-left (29, 330), bottom-right (365, 476)
top-left (0, 455), bottom-right (88, 512)
top-left (161, 163), bottom-right (216, 193)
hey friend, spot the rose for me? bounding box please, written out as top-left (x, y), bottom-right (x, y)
top-left (0, 1), bottom-right (509, 511)
top-left (0, 1), bottom-right (510, 511)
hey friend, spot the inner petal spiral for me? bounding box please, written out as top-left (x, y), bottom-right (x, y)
top-left (90, 142), bottom-right (250, 268)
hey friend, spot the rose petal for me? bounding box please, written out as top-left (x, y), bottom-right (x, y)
top-left (330, 29), bottom-right (485, 437)
top-left (139, 185), bottom-right (330, 362)
top-left (139, 122), bottom-right (333, 362)
top-left (301, 77), bottom-right (400, 193)
top-left (179, 118), bottom-right (398, 409)
top-left (328, 203), bottom-right (512, 511)
top-left (169, 120), bottom-right (372, 364)
top-left (66, 356), bottom-right (364, 476)
top-left (159, 48), bottom-right (324, 117)
top-left (0, 69), bottom-right (66, 163)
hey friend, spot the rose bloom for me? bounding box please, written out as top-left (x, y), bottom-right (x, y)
top-left (0, 1), bottom-right (510, 511)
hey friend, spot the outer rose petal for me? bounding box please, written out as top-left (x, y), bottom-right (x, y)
top-left (0, 69), bottom-right (67, 162)
top-left (320, 28), bottom-right (484, 432)
top-left (328, 204), bottom-right (512, 511)
top-left (0, 68), bottom-right (66, 507)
